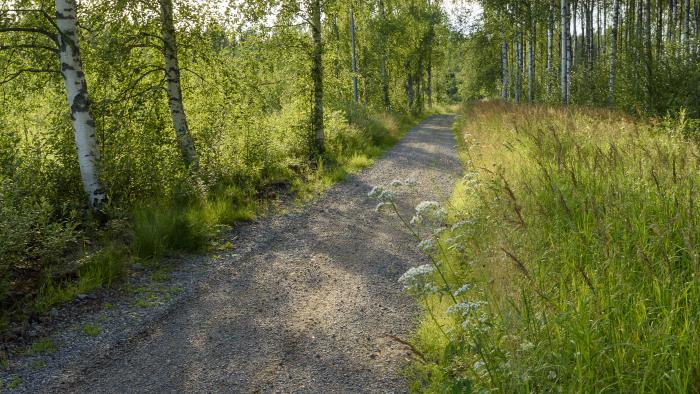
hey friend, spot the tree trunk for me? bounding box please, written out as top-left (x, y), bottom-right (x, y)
top-left (515, 31), bottom-right (523, 103)
top-left (378, 0), bottom-right (390, 109)
top-left (683, 0), bottom-right (690, 54)
top-left (547, 0), bottom-right (554, 95)
top-left (528, 25), bottom-right (535, 102)
top-left (349, 1), bottom-right (359, 105)
top-left (656, 0), bottom-right (664, 56)
top-left (160, 0), bottom-right (198, 169)
top-left (645, 0), bottom-right (653, 109)
top-left (310, 0), bottom-right (324, 154)
top-left (502, 36), bottom-right (509, 99)
top-left (562, 0), bottom-right (570, 104)
top-left (406, 71), bottom-right (414, 110)
top-left (55, 0), bottom-right (106, 210)
top-left (573, 0), bottom-right (579, 65)
top-left (609, 0), bottom-right (619, 104)
top-left (427, 56), bottom-right (432, 108)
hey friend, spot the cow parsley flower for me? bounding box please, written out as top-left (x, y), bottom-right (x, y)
top-left (404, 177), bottom-right (418, 187)
top-left (375, 202), bottom-right (392, 213)
top-left (368, 186), bottom-right (384, 199)
top-left (447, 301), bottom-right (486, 317)
top-left (417, 239), bottom-right (436, 254)
top-left (415, 201), bottom-right (440, 215)
top-left (410, 215), bottom-right (423, 225)
top-left (452, 283), bottom-right (471, 297)
top-left (398, 264), bottom-right (436, 294)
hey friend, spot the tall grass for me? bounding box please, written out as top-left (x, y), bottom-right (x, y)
top-left (408, 102), bottom-right (700, 392)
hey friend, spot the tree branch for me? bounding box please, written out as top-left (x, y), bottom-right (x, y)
top-left (0, 27), bottom-right (58, 45)
top-left (0, 44), bottom-right (58, 53)
top-left (0, 68), bottom-right (59, 85)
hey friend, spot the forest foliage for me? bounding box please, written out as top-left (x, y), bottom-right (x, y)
top-left (0, 0), bottom-right (445, 327)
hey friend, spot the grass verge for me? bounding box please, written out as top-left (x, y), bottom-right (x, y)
top-left (406, 101), bottom-right (700, 392)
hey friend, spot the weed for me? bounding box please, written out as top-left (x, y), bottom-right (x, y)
top-left (29, 338), bottom-right (56, 355)
top-left (8, 374), bottom-right (21, 389)
top-left (30, 360), bottom-right (46, 370)
top-left (82, 324), bottom-right (101, 337)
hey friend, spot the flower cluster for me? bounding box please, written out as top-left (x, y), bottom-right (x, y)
top-left (446, 300), bottom-right (486, 318)
top-left (417, 238), bottom-right (436, 254)
top-left (388, 177), bottom-right (418, 188)
top-left (368, 186), bottom-right (395, 202)
top-left (398, 264), bottom-right (438, 295)
top-left (452, 283), bottom-right (471, 297)
top-left (412, 200), bottom-right (447, 226)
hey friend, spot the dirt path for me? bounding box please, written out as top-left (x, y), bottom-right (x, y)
top-left (49, 115), bottom-right (460, 393)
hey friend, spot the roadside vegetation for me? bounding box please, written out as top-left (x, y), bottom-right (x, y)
top-left (399, 101), bottom-right (700, 392)
top-left (1, 0), bottom-right (447, 332)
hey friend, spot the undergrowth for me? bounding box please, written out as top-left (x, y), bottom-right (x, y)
top-left (395, 101), bottom-right (700, 392)
top-left (1, 108), bottom-right (423, 331)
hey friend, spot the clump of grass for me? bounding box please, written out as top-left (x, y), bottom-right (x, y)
top-left (28, 338), bottom-right (56, 355)
top-left (82, 324), bottom-right (101, 337)
top-left (407, 102), bottom-right (700, 392)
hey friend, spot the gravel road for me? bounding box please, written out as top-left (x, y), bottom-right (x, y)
top-left (35, 114), bottom-right (460, 393)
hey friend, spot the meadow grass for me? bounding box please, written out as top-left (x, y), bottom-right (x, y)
top-left (407, 101), bottom-right (700, 392)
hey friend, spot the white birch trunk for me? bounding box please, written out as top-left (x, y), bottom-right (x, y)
top-left (502, 36), bottom-right (508, 99)
top-left (684, 0), bottom-right (691, 54)
top-left (160, 0), bottom-right (198, 169)
top-left (55, 0), bottom-right (105, 210)
top-left (349, 2), bottom-right (359, 104)
top-left (562, 0), bottom-right (570, 104)
top-left (528, 25), bottom-right (535, 102)
top-left (609, 0), bottom-right (619, 104)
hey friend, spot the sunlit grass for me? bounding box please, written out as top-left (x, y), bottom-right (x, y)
top-left (409, 101), bottom-right (700, 392)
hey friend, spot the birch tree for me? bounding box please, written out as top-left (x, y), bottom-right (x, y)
top-left (159, 0), bottom-right (198, 169)
top-left (349, 1), bottom-right (359, 104)
top-left (609, 0), bottom-right (619, 104)
top-left (310, 0), bottom-right (325, 154)
top-left (55, 0), bottom-right (106, 209)
top-left (561, 0), bottom-right (570, 104)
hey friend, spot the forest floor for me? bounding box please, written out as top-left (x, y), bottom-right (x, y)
top-left (1, 115), bottom-right (460, 393)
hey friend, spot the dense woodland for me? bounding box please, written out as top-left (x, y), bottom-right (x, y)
top-left (1, 0), bottom-right (700, 387)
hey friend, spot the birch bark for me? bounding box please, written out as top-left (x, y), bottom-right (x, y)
top-left (160, 0), bottom-right (198, 169)
top-left (55, 0), bottom-right (105, 209)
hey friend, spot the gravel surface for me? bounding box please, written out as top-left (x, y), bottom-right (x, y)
top-left (2, 115), bottom-right (460, 393)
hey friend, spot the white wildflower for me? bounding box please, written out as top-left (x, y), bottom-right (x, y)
top-left (548, 370), bottom-right (557, 380)
top-left (375, 202), bottom-right (392, 213)
top-left (378, 189), bottom-right (395, 202)
top-left (519, 341), bottom-right (535, 352)
top-left (464, 171), bottom-right (479, 180)
top-left (409, 215), bottom-right (423, 225)
top-left (417, 239), bottom-right (436, 254)
top-left (451, 219), bottom-right (475, 231)
top-left (368, 186), bottom-right (384, 199)
top-left (447, 301), bottom-right (486, 318)
top-left (403, 177), bottom-right (418, 187)
top-left (452, 283), bottom-right (471, 297)
top-left (433, 226), bottom-right (447, 236)
top-left (473, 361), bottom-right (485, 371)
top-left (398, 264), bottom-right (436, 294)
top-left (415, 201), bottom-right (440, 215)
